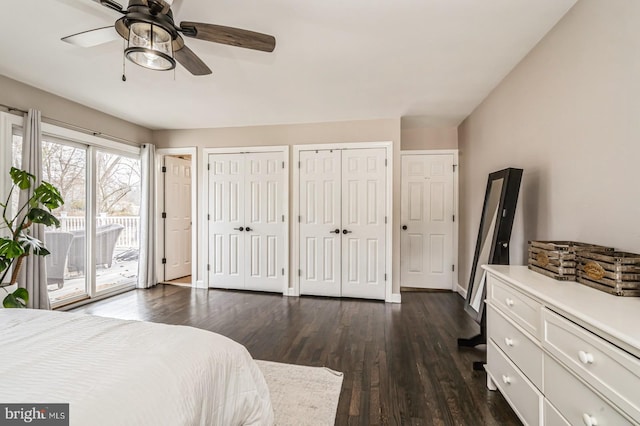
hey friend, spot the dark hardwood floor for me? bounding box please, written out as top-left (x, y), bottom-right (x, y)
top-left (72, 286), bottom-right (519, 425)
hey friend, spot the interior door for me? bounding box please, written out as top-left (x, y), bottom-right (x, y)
top-left (244, 152), bottom-right (286, 292)
top-left (299, 150), bottom-right (342, 297)
top-left (164, 156), bottom-right (192, 281)
top-left (400, 154), bottom-right (454, 289)
top-left (208, 154), bottom-right (245, 289)
top-left (341, 148), bottom-right (387, 299)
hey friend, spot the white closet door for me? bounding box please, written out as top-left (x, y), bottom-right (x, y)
top-left (341, 148), bottom-right (387, 300)
top-left (164, 156), bottom-right (192, 281)
top-left (299, 150), bottom-right (342, 297)
top-left (400, 154), bottom-right (454, 289)
top-left (244, 152), bottom-right (285, 292)
top-left (208, 154), bottom-right (245, 289)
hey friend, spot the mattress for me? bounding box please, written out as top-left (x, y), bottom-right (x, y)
top-left (0, 309), bottom-right (274, 425)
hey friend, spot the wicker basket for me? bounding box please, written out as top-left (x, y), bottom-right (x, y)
top-left (576, 251), bottom-right (640, 296)
top-left (528, 241), bottom-right (614, 281)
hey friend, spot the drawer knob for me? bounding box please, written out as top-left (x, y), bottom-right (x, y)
top-left (505, 298), bottom-right (515, 307)
top-left (582, 413), bottom-right (598, 426)
top-left (578, 350), bottom-right (594, 365)
top-left (504, 337), bottom-right (514, 347)
top-left (501, 375), bottom-right (511, 385)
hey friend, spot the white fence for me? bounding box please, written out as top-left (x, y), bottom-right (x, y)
top-left (57, 215), bottom-right (139, 248)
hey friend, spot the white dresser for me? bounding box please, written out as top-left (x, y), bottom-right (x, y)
top-left (483, 265), bottom-right (640, 426)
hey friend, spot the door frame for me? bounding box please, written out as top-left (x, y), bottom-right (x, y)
top-left (400, 149), bottom-right (459, 292)
top-left (202, 146), bottom-right (290, 295)
top-left (292, 141), bottom-right (393, 302)
top-left (156, 147), bottom-right (198, 286)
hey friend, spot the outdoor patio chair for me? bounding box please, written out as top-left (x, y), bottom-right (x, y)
top-left (67, 224), bottom-right (125, 273)
top-left (44, 231), bottom-right (74, 289)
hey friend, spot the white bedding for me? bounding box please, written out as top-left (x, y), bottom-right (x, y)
top-left (0, 309), bottom-right (274, 426)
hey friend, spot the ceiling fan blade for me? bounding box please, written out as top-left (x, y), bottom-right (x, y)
top-left (91, 0), bottom-right (125, 13)
top-left (174, 45), bottom-right (212, 76)
top-left (180, 22), bottom-right (276, 52)
top-left (61, 26), bottom-right (120, 48)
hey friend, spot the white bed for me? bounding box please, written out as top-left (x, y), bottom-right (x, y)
top-left (0, 309), bottom-right (274, 425)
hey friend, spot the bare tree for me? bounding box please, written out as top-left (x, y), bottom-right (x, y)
top-left (97, 152), bottom-right (141, 215)
top-left (16, 137), bottom-right (141, 216)
top-left (41, 142), bottom-right (86, 213)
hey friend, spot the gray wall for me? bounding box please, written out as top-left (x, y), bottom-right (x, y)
top-left (458, 0), bottom-right (640, 291)
top-left (400, 117), bottom-right (458, 150)
top-left (154, 118), bottom-right (404, 295)
top-left (0, 75), bottom-right (152, 145)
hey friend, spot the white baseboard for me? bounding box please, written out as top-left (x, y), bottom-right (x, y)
top-left (456, 283), bottom-right (467, 299)
top-left (387, 293), bottom-right (402, 304)
top-left (195, 280), bottom-right (206, 289)
top-left (283, 288), bottom-right (298, 296)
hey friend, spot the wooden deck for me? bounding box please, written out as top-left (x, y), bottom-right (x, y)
top-left (48, 256), bottom-right (138, 304)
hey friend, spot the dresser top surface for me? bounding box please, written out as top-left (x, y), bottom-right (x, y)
top-left (483, 265), bottom-right (640, 357)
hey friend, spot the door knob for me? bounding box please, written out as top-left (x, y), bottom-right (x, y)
top-left (330, 229), bottom-right (340, 234)
top-left (233, 227), bottom-right (244, 231)
top-left (245, 227), bottom-right (252, 232)
top-left (342, 229), bottom-right (352, 234)
top-left (402, 225), bottom-right (407, 230)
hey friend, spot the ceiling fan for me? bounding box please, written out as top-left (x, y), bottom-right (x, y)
top-left (61, 0), bottom-right (276, 76)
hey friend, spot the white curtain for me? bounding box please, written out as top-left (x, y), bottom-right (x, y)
top-left (137, 143), bottom-right (157, 289)
top-left (18, 109), bottom-right (50, 310)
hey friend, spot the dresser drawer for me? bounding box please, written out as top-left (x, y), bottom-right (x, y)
top-left (543, 308), bottom-right (640, 421)
top-left (488, 274), bottom-right (542, 338)
top-left (544, 399), bottom-right (570, 426)
top-left (544, 354), bottom-right (634, 425)
top-left (487, 340), bottom-right (542, 426)
top-left (487, 304), bottom-right (543, 390)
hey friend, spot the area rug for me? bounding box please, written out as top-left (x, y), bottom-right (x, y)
top-left (255, 360), bottom-right (343, 426)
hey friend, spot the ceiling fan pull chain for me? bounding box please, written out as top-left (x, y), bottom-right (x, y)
top-left (122, 39), bottom-right (127, 82)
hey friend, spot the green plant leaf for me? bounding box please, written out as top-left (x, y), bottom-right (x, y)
top-left (0, 238), bottom-right (25, 259)
top-left (0, 256), bottom-right (10, 273)
top-left (2, 169), bottom-right (63, 296)
top-left (13, 287), bottom-right (29, 304)
top-left (34, 182), bottom-right (64, 211)
top-left (3, 294), bottom-right (20, 308)
top-left (3, 288), bottom-right (28, 308)
top-left (9, 167), bottom-right (35, 190)
top-left (27, 208), bottom-right (61, 228)
top-left (18, 234), bottom-right (49, 256)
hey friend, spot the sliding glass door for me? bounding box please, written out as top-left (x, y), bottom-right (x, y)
top-left (10, 126), bottom-right (141, 307)
top-left (41, 138), bottom-right (89, 305)
top-left (95, 150), bottom-right (141, 295)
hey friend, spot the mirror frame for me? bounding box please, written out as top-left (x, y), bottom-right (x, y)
top-left (463, 167), bottom-right (523, 323)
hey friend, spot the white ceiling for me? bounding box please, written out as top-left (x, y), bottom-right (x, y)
top-left (1, 0), bottom-right (576, 130)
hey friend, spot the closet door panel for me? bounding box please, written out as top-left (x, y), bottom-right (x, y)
top-left (208, 154), bottom-right (245, 289)
top-left (341, 148), bottom-right (386, 300)
top-left (244, 152), bottom-right (286, 292)
top-left (299, 150), bottom-right (342, 297)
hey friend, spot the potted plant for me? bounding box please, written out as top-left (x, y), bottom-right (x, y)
top-left (0, 167), bottom-right (64, 308)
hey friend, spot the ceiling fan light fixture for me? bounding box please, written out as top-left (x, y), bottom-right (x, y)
top-left (65, 0), bottom-right (274, 76)
top-left (125, 21), bottom-right (175, 71)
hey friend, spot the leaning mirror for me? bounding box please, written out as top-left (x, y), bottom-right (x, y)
top-left (463, 168), bottom-right (523, 324)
